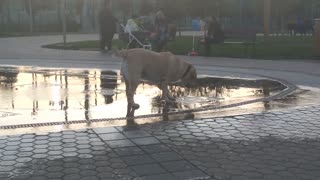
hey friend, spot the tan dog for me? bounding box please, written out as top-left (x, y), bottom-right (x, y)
top-left (115, 48), bottom-right (197, 116)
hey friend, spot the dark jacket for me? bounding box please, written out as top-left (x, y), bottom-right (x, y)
top-left (99, 9), bottom-right (117, 35)
top-left (207, 21), bottom-right (225, 43)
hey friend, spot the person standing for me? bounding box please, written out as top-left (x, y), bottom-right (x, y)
top-left (98, 4), bottom-right (117, 51)
top-left (153, 10), bottom-right (168, 52)
top-left (204, 16), bottom-right (225, 56)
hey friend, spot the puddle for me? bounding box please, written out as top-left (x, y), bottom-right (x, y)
top-left (0, 66), bottom-right (292, 129)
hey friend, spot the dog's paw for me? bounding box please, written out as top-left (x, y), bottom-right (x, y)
top-left (132, 103), bottom-right (140, 110)
top-left (164, 99), bottom-right (176, 105)
top-left (164, 95), bottom-right (176, 102)
top-left (168, 96), bottom-right (176, 101)
top-left (162, 94), bottom-right (176, 101)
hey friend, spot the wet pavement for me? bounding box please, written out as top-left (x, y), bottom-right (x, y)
top-left (0, 66), bottom-right (289, 129)
top-left (0, 34), bottom-right (320, 180)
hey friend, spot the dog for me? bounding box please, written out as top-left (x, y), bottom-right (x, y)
top-left (115, 48), bottom-right (197, 116)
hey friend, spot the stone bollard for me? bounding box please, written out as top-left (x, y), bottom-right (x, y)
top-left (315, 19), bottom-right (320, 56)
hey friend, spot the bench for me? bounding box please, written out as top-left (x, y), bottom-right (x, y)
top-left (198, 27), bottom-right (257, 57)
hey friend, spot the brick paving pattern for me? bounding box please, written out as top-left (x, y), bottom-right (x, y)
top-left (0, 105), bottom-right (320, 180)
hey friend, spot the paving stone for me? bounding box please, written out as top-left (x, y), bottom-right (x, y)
top-left (121, 155), bottom-right (155, 165)
top-left (46, 172), bottom-right (64, 178)
top-left (105, 139), bottom-right (135, 148)
top-left (140, 144), bottom-right (171, 153)
top-left (131, 137), bottom-right (161, 145)
top-left (123, 130), bottom-right (151, 138)
top-left (1, 155), bottom-right (17, 161)
top-left (98, 133), bottom-right (127, 141)
top-left (76, 144), bottom-right (91, 149)
top-left (131, 164), bottom-right (167, 176)
top-left (114, 146), bottom-right (144, 156)
top-left (173, 170), bottom-right (210, 180)
top-left (63, 174), bottom-right (82, 180)
top-left (80, 176), bottom-right (100, 180)
top-left (2, 150), bottom-right (18, 156)
top-left (0, 161), bottom-right (16, 166)
top-left (63, 167), bottom-right (80, 174)
top-left (161, 160), bottom-right (197, 172)
top-left (97, 172), bottom-right (115, 179)
top-left (30, 176), bottom-right (48, 180)
top-left (0, 165), bottom-right (15, 172)
top-left (150, 152), bottom-right (183, 162)
top-left (79, 170), bottom-right (97, 176)
top-left (142, 173), bottom-right (179, 180)
top-left (93, 127), bottom-right (119, 134)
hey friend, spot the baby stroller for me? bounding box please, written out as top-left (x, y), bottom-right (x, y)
top-left (118, 22), bottom-right (152, 50)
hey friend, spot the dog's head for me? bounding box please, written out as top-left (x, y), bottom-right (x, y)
top-left (181, 64), bottom-right (197, 87)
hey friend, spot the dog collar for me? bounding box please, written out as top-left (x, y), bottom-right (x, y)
top-left (182, 65), bottom-right (192, 79)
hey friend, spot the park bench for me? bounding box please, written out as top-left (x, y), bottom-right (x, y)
top-left (198, 27), bottom-right (257, 57)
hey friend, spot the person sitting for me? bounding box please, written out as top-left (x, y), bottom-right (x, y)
top-left (204, 16), bottom-right (225, 56)
top-left (125, 15), bottom-right (141, 33)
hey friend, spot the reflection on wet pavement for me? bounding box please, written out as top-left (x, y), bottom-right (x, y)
top-left (0, 66), bottom-right (316, 129)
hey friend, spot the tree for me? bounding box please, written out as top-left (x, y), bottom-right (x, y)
top-left (0, 0), bottom-right (6, 31)
top-left (118, 0), bottom-right (132, 18)
top-left (0, 0), bottom-right (5, 13)
top-left (23, 0), bottom-right (58, 32)
top-left (157, 0), bottom-right (185, 21)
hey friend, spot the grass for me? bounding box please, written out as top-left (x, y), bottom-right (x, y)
top-left (0, 32), bottom-right (34, 38)
top-left (0, 32), bottom-right (63, 38)
top-left (43, 35), bottom-right (319, 60)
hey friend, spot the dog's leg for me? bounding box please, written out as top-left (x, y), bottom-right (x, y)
top-left (159, 80), bottom-right (175, 102)
top-left (130, 81), bottom-right (140, 109)
top-left (122, 62), bottom-right (140, 117)
top-left (125, 87), bottom-right (133, 116)
top-left (124, 79), bottom-right (132, 116)
top-left (125, 78), bottom-right (140, 114)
